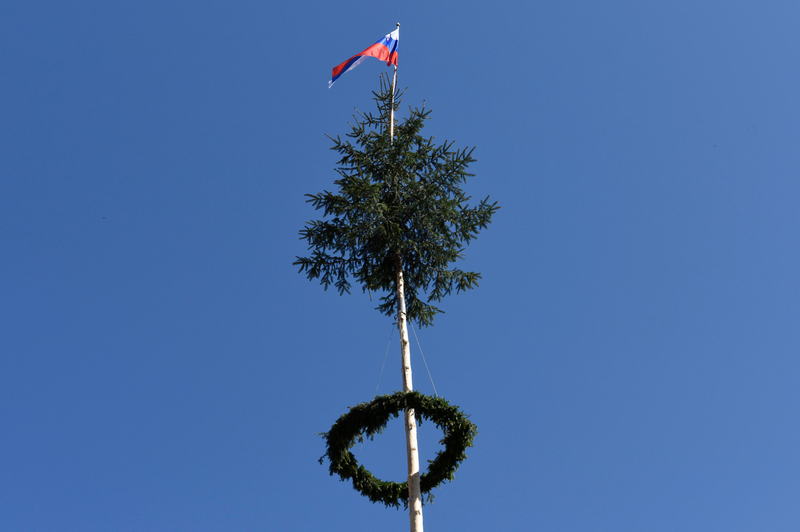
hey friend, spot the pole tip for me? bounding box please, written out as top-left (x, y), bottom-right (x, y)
top-left (396, 22), bottom-right (400, 27)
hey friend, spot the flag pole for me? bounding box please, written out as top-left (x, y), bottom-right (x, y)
top-left (387, 21), bottom-right (423, 532)
top-left (389, 65), bottom-right (397, 141)
top-left (390, 23), bottom-right (399, 143)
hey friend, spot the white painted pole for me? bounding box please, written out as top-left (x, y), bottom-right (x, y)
top-left (389, 22), bottom-right (423, 532)
top-left (396, 258), bottom-right (423, 532)
top-left (390, 23), bottom-right (399, 143)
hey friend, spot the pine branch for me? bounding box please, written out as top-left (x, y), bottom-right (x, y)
top-left (295, 74), bottom-right (499, 327)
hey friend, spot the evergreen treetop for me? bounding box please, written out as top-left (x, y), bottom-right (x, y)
top-left (295, 75), bottom-right (499, 327)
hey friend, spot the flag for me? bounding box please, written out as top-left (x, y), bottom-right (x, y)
top-left (329, 27), bottom-right (399, 88)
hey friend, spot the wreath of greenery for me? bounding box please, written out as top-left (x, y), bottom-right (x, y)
top-left (319, 391), bottom-right (477, 508)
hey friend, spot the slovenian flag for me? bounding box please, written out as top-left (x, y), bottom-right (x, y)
top-left (329, 27), bottom-right (399, 88)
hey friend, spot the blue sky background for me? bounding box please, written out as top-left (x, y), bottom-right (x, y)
top-left (2, 1), bottom-right (799, 530)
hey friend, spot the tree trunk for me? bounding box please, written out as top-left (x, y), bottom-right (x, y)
top-left (395, 255), bottom-right (423, 532)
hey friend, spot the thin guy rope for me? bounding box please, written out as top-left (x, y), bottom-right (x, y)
top-left (374, 325), bottom-right (394, 396)
top-left (409, 321), bottom-right (438, 396)
top-left (358, 325), bottom-right (395, 461)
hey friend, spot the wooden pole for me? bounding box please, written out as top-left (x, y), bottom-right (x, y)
top-left (389, 25), bottom-right (423, 530)
top-left (395, 257), bottom-right (423, 532)
top-left (389, 23), bottom-right (398, 142)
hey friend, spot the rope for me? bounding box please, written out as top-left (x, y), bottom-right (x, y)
top-left (409, 322), bottom-right (438, 397)
top-left (359, 325), bottom-right (395, 461)
top-left (359, 322), bottom-right (437, 461)
top-left (374, 325), bottom-right (394, 396)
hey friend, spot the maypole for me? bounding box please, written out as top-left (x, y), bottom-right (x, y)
top-left (303, 21), bottom-right (495, 532)
top-left (387, 21), bottom-right (423, 532)
top-left (389, 23), bottom-right (398, 142)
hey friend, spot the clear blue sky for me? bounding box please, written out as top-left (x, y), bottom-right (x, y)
top-left (2, 1), bottom-right (799, 530)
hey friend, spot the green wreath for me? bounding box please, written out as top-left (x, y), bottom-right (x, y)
top-left (319, 391), bottom-right (477, 508)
